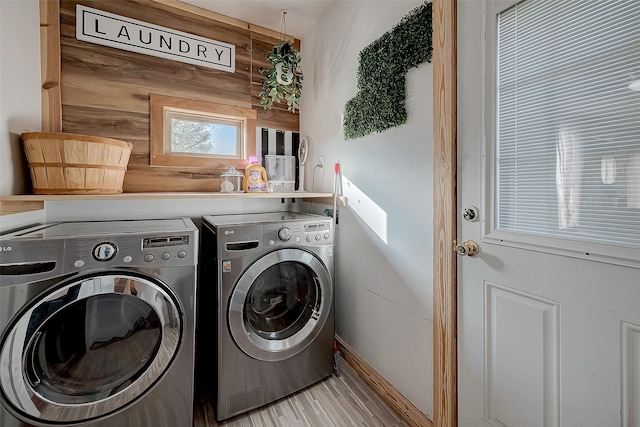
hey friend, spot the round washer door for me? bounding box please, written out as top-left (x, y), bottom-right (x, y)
top-left (228, 248), bottom-right (333, 362)
top-left (0, 274), bottom-right (182, 424)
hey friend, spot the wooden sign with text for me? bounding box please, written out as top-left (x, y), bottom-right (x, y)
top-left (76, 4), bottom-right (235, 73)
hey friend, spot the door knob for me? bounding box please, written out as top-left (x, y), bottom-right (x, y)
top-left (453, 239), bottom-right (479, 257)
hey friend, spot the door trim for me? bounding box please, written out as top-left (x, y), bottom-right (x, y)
top-left (432, 0), bottom-right (458, 426)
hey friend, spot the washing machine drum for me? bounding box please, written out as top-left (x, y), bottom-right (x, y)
top-left (0, 274), bottom-right (182, 424)
top-left (228, 248), bottom-right (332, 362)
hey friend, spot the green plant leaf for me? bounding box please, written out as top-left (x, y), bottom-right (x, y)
top-left (343, 1), bottom-right (432, 140)
top-left (258, 40), bottom-right (303, 113)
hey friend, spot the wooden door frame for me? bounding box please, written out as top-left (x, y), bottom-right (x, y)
top-left (433, 0), bottom-right (457, 426)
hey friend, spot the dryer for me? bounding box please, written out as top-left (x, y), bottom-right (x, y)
top-left (0, 218), bottom-right (198, 427)
top-left (199, 212), bottom-right (334, 421)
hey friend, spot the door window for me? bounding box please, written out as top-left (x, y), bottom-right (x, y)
top-left (488, 0), bottom-right (640, 264)
top-left (245, 261), bottom-right (319, 341)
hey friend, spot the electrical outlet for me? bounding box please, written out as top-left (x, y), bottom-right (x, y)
top-left (318, 156), bottom-right (325, 168)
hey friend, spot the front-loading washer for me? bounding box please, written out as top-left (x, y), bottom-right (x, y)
top-left (198, 212), bottom-right (334, 421)
top-left (0, 218), bottom-right (198, 427)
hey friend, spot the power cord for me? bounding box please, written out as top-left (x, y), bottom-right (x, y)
top-left (308, 163), bottom-right (324, 213)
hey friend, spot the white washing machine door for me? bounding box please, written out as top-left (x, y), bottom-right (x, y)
top-left (228, 248), bottom-right (333, 362)
top-left (0, 273), bottom-right (182, 425)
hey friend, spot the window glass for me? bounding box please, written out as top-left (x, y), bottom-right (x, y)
top-left (495, 0), bottom-right (640, 248)
top-left (169, 114), bottom-right (239, 157)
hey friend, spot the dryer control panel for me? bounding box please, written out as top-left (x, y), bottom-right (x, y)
top-left (303, 221), bottom-right (332, 243)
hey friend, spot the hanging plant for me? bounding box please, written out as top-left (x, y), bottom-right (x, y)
top-left (259, 40), bottom-right (303, 113)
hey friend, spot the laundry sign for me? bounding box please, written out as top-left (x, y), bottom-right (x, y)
top-left (76, 5), bottom-right (235, 73)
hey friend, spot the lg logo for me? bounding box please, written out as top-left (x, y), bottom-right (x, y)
top-left (0, 246), bottom-right (12, 252)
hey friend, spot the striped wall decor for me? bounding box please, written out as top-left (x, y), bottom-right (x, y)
top-left (256, 127), bottom-right (301, 190)
top-left (256, 128), bottom-right (300, 161)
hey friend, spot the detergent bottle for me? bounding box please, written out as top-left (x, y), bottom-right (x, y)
top-left (243, 157), bottom-right (268, 193)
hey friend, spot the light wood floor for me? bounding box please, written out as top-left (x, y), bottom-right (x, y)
top-left (194, 357), bottom-right (409, 427)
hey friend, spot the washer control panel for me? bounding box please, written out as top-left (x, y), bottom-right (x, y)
top-left (277, 227), bottom-right (292, 241)
top-left (92, 242), bottom-right (117, 261)
top-left (0, 219), bottom-right (197, 283)
top-left (65, 234), bottom-right (194, 269)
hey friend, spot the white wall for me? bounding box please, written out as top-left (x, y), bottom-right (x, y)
top-left (300, 0), bottom-right (434, 416)
top-left (1, 0), bottom-right (42, 196)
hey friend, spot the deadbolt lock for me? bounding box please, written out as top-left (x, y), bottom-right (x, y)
top-left (462, 205), bottom-right (479, 222)
top-left (453, 239), bottom-right (479, 257)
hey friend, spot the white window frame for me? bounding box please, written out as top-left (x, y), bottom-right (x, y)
top-left (481, 0), bottom-right (640, 268)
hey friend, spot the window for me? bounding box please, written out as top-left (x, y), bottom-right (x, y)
top-left (150, 94), bottom-right (256, 168)
top-left (168, 113), bottom-right (239, 157)
top-left (487, 0), bottom-right (640, 263)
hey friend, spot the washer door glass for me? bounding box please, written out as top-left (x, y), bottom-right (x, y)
top-left (229, 249), bottom-right (332, 361)
top-left (246, 261), bottom-right (318, 341)
top-left (0, 274), bottom-right (182, 424)
top-left (27, 294), bottom-right (161, 402)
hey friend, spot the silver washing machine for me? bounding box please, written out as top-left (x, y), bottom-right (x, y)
top-left (0, 218), bottom-right (198, 427)
top-left (199, 212), bottom-right (334, 421)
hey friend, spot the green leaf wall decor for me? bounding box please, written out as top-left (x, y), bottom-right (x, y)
top-left (343, 1), bottom-right (433, 140)
top-left (259, 40), bottom-right (303, 113)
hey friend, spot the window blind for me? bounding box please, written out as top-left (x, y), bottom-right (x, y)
top-left (496, 0), bottom-right (640, 248)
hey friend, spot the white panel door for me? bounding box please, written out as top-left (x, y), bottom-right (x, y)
top-left (458, 1), bottom-right (640, 426)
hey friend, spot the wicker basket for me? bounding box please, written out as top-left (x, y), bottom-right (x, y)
top-left (21, 132), bottom-right (133, 195)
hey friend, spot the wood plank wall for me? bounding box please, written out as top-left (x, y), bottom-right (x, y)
top-left (58, 0), bottom-right (299, 192)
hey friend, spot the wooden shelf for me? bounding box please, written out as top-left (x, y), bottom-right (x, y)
top-left (0, 192), bottom-right (347, 216)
